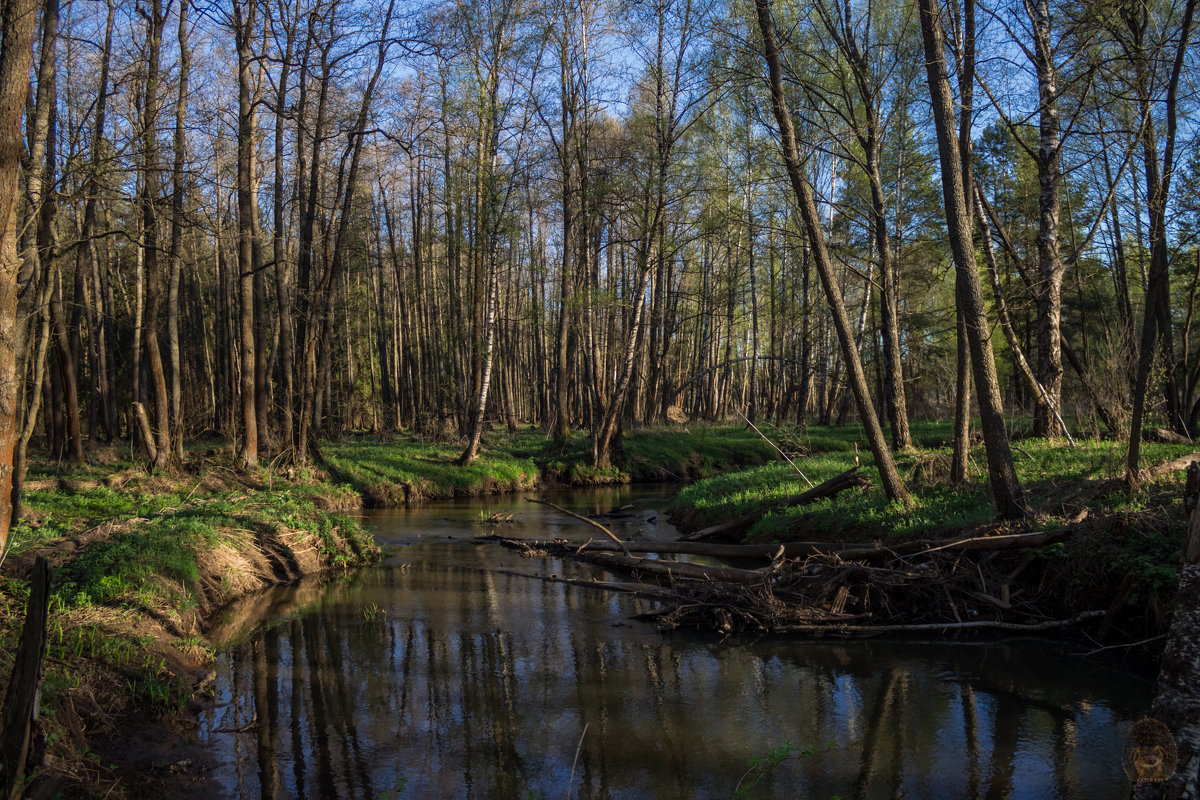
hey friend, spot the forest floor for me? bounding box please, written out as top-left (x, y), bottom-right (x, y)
top-left (0, 421), bottom-right (1196, 796)
top-left (320, 423), bottom-right (779, 503)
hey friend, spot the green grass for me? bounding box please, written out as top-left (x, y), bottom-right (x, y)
top-left (322, 423), bottom-right (778, 503)
top-left (0, 464), bottom-right (381, 782)
top-left (323, 433), bottom-right (541, 504)
top-left (671, 423), bottom-right (1199, 542)
top-left (41, 482), bottom-right (374, 612)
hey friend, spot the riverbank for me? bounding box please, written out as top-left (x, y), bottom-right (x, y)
top-left (0, 456), bottom-right (378, 798)
top-left (325, 420), bottom-right (1199, 642)
top-left (665, 426), bottom-right (1198, 642)
top-left (321, 423), bottom-right (777, 503)
top-left (0, 425), bottom-right (775, 796)
top-left (2, 422), bottom-right (1194, 795)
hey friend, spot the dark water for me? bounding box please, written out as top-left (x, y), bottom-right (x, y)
top-left (198, 487), bottom-right (1154, 799)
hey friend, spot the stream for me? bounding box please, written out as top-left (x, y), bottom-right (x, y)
top-left (197, 485), bottom-right (1154, 799)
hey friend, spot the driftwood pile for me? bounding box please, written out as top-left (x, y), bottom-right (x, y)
top-left (492, 519), bottom-right (1104, 637)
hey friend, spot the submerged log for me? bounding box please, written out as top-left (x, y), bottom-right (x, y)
top-left (773, 610), bottom-right (1105, 636)
top-left (684, 467), bottom-right (870, 541)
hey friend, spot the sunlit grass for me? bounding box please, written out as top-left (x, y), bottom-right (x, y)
top-left (322, 423), bottom-right (779, 501)
top-left (672, 422), bottom-right (1198, 542)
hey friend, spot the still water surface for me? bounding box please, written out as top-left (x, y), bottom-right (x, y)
top-left (198, 486), bottom-right (1154, 799)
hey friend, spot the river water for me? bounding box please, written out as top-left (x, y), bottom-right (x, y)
top-left (197, 486), bottom-right (1154, 799)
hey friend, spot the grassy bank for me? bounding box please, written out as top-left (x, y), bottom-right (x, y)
top-left (322, 423), bottom-right (778, 504)
top-left (0, 458), bottom-right (378, 797)
top-left (669, 422), bottom-right (1198, 640)
top-left (670, 424), bottom-right (1196, 540)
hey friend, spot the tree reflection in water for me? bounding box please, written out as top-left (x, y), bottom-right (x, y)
top-left (199, 497), bottom-right (1154, 799)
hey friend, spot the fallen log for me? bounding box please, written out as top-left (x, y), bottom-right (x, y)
top-left (684, 467), bottom-right (870, 541)
top-left (569, 550), bottom-right (769, 585)
top-left (497, 535), bottom-right (771, 585)
top-left (773, 609), bottom-right (1105, 636)
top-left (577, 539), bottom-right (839, 559)
top-left (1145, 427), bottom-right (1193, 445)
top-left (832, 528), bottom-right (1078, 561)
top-left (497, 526), bottom-right (1078, 562)
top-left (1148, 450), bottom-right (1200, 479)
top-left (0, 557), bottom-right (51, 799)
top-left (22, 468), bottom-right (140, 493)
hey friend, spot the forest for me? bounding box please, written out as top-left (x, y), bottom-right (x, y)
top-left (0, 0), bottom-right (1195, 514)
top-left (2, 0), bottom-right (1200, 793)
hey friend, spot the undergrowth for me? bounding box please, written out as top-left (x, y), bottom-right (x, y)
top-left (672, 432), bottom-right (1197, 542)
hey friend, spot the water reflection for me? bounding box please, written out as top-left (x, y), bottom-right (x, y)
top-left (199, 491), bottom-right (1153, 799)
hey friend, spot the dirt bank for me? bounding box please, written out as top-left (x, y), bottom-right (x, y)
top-left (0, 467), bottom-right (378, 799)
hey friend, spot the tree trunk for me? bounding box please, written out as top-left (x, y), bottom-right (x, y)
top-left (272, 9), bottom-right (296, 455)
top-left (138, 0), bottom-right (174, 472)
top-left (1127, 0), bottom-right (1197, 487)
top-left (234, 0), bottom-right (258, 469)
top-left (867, 149), bottom-right (911, 451)
top-left (918, 0), bottom-right (1027, 519)
top-left (753, 0), bottom-right (911, 506)
top-left (1029, 0), bottom-right (1066, 439)
top-left (0, 558), bottom-right (50, 798)
top-left (80, 0), bottom-right (116, 445)
top-left (167, 0), bottom-right (190, 462)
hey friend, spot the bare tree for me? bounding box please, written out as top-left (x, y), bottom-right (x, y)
top-left (753, 0), bottom-right (911, 506)
top-left (917, 0), bottom-right (1027, 519)
top-left (137, 0), bottom-right (176, 472)
top-left (0, 0), bottom-right (41, 552)
top-left (1127, 0), bottom-right (1198, 488)
top-left (233, 0), bottom-right (260, 468)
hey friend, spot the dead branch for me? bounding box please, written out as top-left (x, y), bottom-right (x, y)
top-left (486, 523), bottom-right (1102, 640)
top-left (684, 467), bottom-right (869, 541)
top-left (735, 408), bottom-right (813, 488)
top-left (503, 526), bottom-right (1076, 562)
top-left (525, 497), bottom-right (631, 556)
